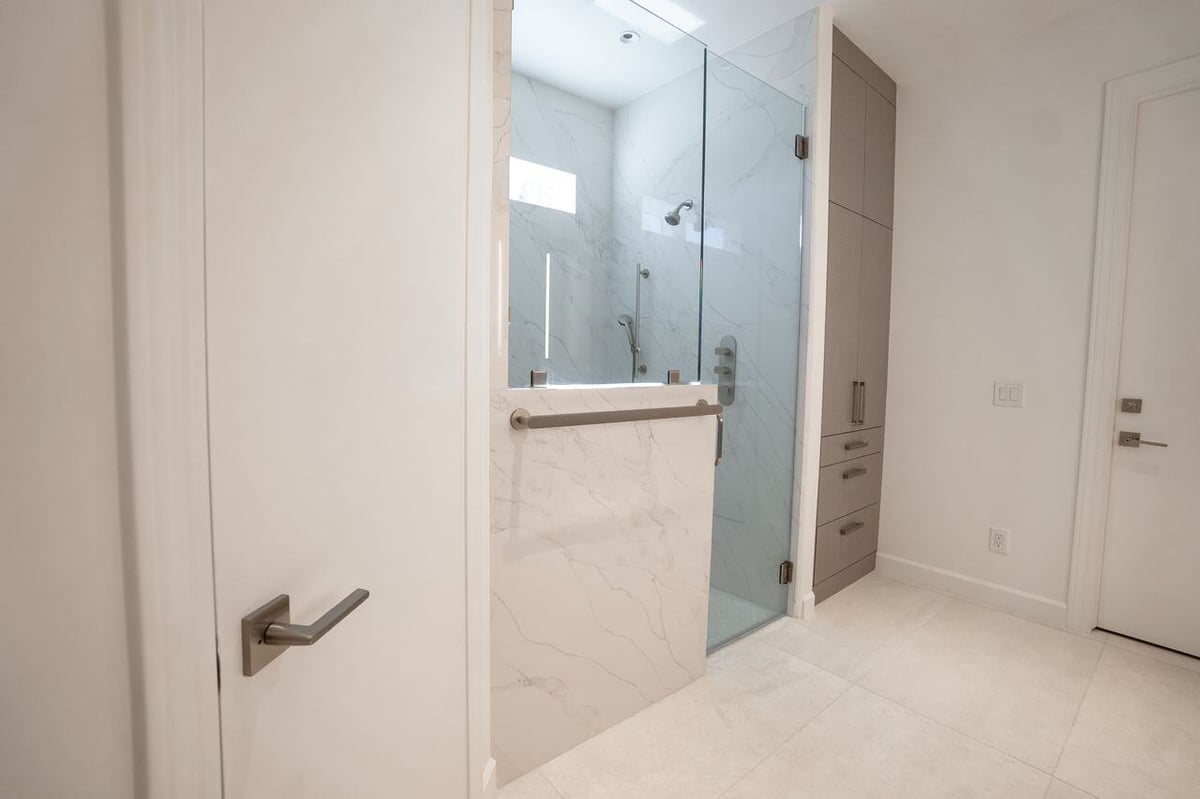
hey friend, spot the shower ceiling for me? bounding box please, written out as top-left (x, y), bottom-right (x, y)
top-left (511, 0), bottom-right (705, 108)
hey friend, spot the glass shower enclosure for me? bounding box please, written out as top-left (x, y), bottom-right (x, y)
top-left (507, 0), bottom-right (806, 651)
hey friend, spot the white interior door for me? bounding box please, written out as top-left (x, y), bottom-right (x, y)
top-left (204, 3), bottom-right (479, 796)
top-left (1099, 83), bottom-right (1200, 658)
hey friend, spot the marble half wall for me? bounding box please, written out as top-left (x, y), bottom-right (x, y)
top-left (491, 384), bottom-right (718, 783)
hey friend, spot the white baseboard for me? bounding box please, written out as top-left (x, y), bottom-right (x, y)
top-left (481, 757), bottom-right (497, 798)
top-left (876, 553), bottom-right (1068, 629)
top-left (790, 590), bottom-right (816, 620)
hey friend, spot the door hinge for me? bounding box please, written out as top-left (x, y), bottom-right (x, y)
top-left (779, 560), bottom-right (795, 585)
top-left (794, 134), bottom-right (808, 160)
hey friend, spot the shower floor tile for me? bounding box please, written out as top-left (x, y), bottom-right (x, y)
top-left (706, 588), bottom-right (780, 651)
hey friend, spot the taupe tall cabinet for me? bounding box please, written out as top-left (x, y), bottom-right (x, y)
top-left (814, 29), bottom-right (896, 602)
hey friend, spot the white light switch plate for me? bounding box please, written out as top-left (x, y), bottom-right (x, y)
top-left (994, 381), bottom-right (1024, 408)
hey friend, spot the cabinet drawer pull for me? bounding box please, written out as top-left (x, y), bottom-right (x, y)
top-left (842, 467), bottom-right (868, 480)
top-left (840, 520), bottom-right (865, 536)
top-left (844, 440), bottom-right (869, 451)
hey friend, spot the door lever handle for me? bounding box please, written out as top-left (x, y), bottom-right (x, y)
top-left (1118, 431), bottom-right (1168, 448)
top-left (242, 589), bottom-right (370, 676)
top-left (265, 589), bottom-right (369, 645)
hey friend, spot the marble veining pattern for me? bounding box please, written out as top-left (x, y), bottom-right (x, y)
top-left (610, 67), bottom-right (706, 384)
top-left (491, 384), bottom-right (718, 784)
top-left (719, 12), bottom-right (818, 108)
top-left (508, 75), bottom-right (625, 386)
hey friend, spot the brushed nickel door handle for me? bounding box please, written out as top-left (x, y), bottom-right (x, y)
top-left (242, 588), bottom-right (370, 676)
top-left (1118, 431), bottom-right (1168, 448)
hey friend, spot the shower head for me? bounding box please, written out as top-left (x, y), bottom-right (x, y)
top-left (664, 199), bottom-right (694, 226)
top-left (617, 314), bottom-right (637, 352)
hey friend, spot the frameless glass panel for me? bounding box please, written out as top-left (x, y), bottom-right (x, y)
top-left (507, 0), bottom-right (705, 386)
top-left (701, 54), bottom-right (806, 651)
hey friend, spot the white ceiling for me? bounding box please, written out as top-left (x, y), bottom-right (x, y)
top-left (650, 0), bottom-right (1111, 84)
top-left (511, 0), bottom-right (1112, 108)
top-left (512, 0), bottom-right (706, 108)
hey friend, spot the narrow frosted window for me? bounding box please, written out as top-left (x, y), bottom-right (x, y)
top-left (509, 157), bottom-right (577, 215)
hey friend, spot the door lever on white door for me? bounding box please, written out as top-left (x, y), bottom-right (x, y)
top-left (1118, 431), bottom-right (1168, 448)
top-left (242, 589), bottom-right (370, 676)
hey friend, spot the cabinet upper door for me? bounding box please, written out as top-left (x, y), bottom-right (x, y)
top-left (858, 218), bottom-right (892, 429)
top-left (823, 203), bottom-right (864, 436)
top-left (829, 56), bottom-right (866, 214)
top-left (863, 87), bottom-right (896, 228)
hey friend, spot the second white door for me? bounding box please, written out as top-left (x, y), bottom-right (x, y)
top-left (1099, 79), bottom-right (1200, 658)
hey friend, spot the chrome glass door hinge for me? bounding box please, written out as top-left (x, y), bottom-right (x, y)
top-left (779, 560), bottom-right (795, 585)
top-left (794, 135), bottom-right (809, 160)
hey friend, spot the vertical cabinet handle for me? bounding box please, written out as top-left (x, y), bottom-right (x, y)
top-left (850, 381), bottom-right (866, 426)
top-left (714, 412), bottom-right (725, 466)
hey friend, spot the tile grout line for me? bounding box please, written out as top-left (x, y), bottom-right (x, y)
top-left (532, 768), bottom-right (567, 799)
top-left (713, 679), bottom-right (855, 799)
top-left (1044, 634), bottom-right (1109, 793)
top-left (851, 682), bottom-right (1061, 783)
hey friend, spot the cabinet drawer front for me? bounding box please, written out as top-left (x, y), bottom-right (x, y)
top-left (814, 505), bottom-right (880, 584)
top-left (817, 452), bottom-right (883, 525)
top-left (814, 553), bottom-right (876, 604)
top-left (820, 427), bottom-right (884, 467)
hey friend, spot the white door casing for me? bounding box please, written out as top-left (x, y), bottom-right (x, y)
top-left (1067, 53), bottom-right (1200, 641)
top-left (116, 1), bottom-right (494, 795)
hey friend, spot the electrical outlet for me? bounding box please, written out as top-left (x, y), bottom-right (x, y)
top-left (989, 527), bottom-right (1009, 555)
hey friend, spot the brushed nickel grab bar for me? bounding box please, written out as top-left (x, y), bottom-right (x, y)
top-left (510, 399), bottom-right (723, 431)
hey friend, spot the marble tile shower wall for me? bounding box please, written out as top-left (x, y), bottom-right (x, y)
top-left (508, 75), bottom-right (627, 386)
top-left (610, 70), bottom-right (706, 383)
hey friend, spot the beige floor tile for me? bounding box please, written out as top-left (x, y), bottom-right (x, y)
top-left (1103, 632), bottom-right (1200, 675)
top-left (539, 636), bottom-right (848, 799)
top-left (500, 770), bottom-right (564, 799)
top-left (760, 574), bottom-right (950, 680)
top-left (1056, 646), bottom-right (1200, 799)
top-left (721, 686), bottom-right (1049, 798)
top-left (857, 598), bottom-right (1102, 771)
top-left (1044, 779), bottom-right (1096, 798)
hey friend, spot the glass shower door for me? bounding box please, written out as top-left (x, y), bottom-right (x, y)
top-left (702, 54), bottom-right (806, 650)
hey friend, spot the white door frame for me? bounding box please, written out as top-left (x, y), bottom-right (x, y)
top-left (1066, 53), bottom-right (1200, 633)
top-left (114, 1), bottom-right (496, 795)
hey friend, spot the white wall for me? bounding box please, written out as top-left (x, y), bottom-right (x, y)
top-left (879, 0), bottom-right (1200, 622)
top-left (0, 2), bottom-right (135, 795)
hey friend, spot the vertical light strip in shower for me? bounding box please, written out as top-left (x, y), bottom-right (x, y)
top-left (544, 253), bottom-right (551, 359)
